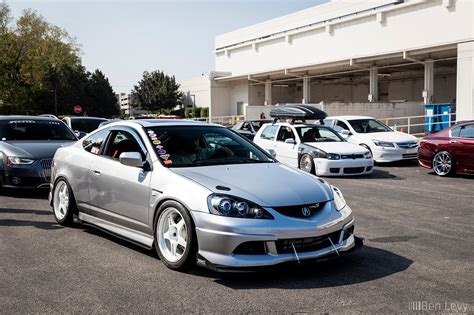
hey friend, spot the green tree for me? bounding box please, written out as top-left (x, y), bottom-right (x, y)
top-left (132, 70), bottom-right (182, 113)
top-left (84, 70), bottom-right (119, 117)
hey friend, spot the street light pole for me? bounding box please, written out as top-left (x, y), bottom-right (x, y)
top-left (51, 90), bottom-right (57, 116)
top-left (190, 94), bottom-right (196, 118)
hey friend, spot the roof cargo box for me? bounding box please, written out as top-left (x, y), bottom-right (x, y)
top-left (270, 104), bottom-right (327, 121)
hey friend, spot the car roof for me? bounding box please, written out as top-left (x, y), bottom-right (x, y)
top-left (326, 115), bottom-right (375, 120)
top-left (261, 121), bottom-right (328, 128)
top-left (0, 115), bottom-right (59, 121)
top-left (105, 119), bottom-right (222, 129)
top-left (67, 116), bottom-right (107, 120)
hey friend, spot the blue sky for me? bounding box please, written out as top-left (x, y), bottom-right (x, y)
top-left (9, 0), bottom-right (327, 93)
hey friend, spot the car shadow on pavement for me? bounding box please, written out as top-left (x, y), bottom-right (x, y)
top-left (363, 169), bottom-right (398, 179)
top-left (0, 208), bottom-right (51, 215)
top-left (190, 245), bottom-right (413, 289)
top-left (0, 188), bottom-right (49, 199)
top-left (0, 218), bottom-right (64, 230)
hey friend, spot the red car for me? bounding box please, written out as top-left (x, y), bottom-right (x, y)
top-left (418, 121), bottom-right (474, 176)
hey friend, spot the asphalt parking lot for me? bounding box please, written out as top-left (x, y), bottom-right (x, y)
top-left (1, 162), bottom-right (473, 313)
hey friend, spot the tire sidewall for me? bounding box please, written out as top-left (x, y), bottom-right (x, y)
top-left (154, 201), bottom-right (197, 270)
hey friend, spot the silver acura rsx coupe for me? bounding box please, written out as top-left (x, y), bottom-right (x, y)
top-left (50, 119), bottom-right (358, 271)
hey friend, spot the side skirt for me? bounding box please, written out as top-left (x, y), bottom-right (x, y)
top-left (78, 212), bottom-right (154, 249)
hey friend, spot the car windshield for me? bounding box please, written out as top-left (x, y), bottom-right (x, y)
top-left (70, 118), bottom-right (106, 133)
top-left (145, 125), bottom-right (275, 167)
top-left (348, 119), bottom-right (392, 133)
top-left (251, 120), bottom-right (271, 131)
top-left (0, 119), bottom-right (77, 141)
top-left (296, 126), bottom-right (344, 143)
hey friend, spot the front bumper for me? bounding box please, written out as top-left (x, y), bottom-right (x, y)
top-left (314, 158), bottom-right (373, 176)
top-left (1, 162), bottom-right (51, 189)
top-left (192, 204), bottom-right (356, 269)
top-left (372, 146), bottom-right (418, 162)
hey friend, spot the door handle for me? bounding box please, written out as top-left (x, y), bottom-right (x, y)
top-left (449, 140), bottom-right (458, 144)
top-left (92, 170), bottom-right (101, 176)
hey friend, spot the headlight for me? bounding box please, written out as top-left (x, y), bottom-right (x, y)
top-left (313, 149), bottom-right (340, 160)
top-left (372, 140), bottom-right (394, 147)
top-left (7, 156), bottom-right (35, 166)
top-left (331, 186), bottom-right (346, 211)
top-left (207, 194), bottom-right (273, 219)
top-left (364, 151), bottom-right (372, 159)
top-left (326, 153), bottom-right (341, 160)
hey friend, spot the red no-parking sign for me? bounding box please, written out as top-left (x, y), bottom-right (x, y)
top-left (73, 105), bottom-right (82, 114)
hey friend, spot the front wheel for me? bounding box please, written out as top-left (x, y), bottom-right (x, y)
top-left (433, 151), bottom-right (455, 176)
top-left (299, 154), bottom-right (315, 174)
top-left (52, 179), bottom-right (76, 226)
top-left (154, 201), bottom-right (197, 270)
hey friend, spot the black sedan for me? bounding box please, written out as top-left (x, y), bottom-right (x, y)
top-left (231, 119), bottom-right (271, 140)
top-left (0, 116), bottom-right (77, 191)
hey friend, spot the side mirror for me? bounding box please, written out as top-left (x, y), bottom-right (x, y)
top-left (284, 138), bottom-right (296, 144)
top-left (266, 149), bottom-right (277, 158)
top-left (119, 152), bottom-right (143, 167)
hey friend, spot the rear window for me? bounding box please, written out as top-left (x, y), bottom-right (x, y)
top-left (71, 118), bottom-right (107, 133)
top-left (0, 119), bottom-right (76, 141)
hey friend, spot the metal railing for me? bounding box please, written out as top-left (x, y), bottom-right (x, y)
top-left (380, 113), bottom-right (456, 136)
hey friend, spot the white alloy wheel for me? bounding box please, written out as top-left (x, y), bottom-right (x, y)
top-left (433, 151), bottom-right (453, 176)
top-left (53, 180), bottom-right (70, 221)
top-left (299, 155), bottom-right (314, 174)
top-left (157, 208), bottom-right (188, 263)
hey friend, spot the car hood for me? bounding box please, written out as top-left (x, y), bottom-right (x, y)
top-left (0, 140), bottom-right (75, 159)
top-left (354, 131), bottom-right (418, 143)
top-left (304, 141), bottom-right (368, 154)
top-left (170, 163), bottom-right (333, 207)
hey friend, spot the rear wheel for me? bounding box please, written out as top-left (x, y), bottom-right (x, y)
top-left (299, 154), bottom-right (315, 174)
top-left (433, 151), bottom-right (455, 176)
top-left (154, 201), bottom-right (197, 270)
top-left (52, 179), bottom-right (76, 226)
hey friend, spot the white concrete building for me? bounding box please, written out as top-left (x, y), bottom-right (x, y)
top-left (116, 93), bottom-right (146, 116)
top-left (180, 0), bottom-right (474, 121)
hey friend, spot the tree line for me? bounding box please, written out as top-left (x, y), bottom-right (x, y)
top-left (0, 1), bottom-right (185, 118)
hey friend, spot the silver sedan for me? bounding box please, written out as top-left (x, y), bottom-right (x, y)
top-left (50, 119), bottom-right (358, 271)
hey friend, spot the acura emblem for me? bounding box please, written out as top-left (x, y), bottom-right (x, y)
top-left (301, 207), bottom-right (311, 217)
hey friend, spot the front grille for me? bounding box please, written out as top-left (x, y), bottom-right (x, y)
top-left (343, 167), bottom-right (365, 174)
top-left (397, 142), bottom-right (418, 149)
top-left (402, 153), bottom-right (418, 158)
top-left (40, 159), bottom-right (53, 169)
top-left (272, 202), bottom-right (326, 218)
top-left (341, 154), bottom-right (364, 159)
top-left (330, 168), bottom-right (340, 174)
top-left (276, 230), bottom-right (341, 254)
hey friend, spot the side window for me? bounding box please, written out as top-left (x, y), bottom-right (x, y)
top-left (260, 125), bottom-right (278, 140)
top-left (241, 122), bottom-right (250, 131)
top-left (335, 121), bottom-right (350, 131)
top-left (276, 126), bottom-right (295, 142)
top-left (82, 129), bottom-right (109, 155)
top-left (451, 126), bottom-right (461, 138)
top-left (459, 124), bottom-right (474, 139)
top-left (104, 130), bottom-right (145, 160)
top-left (322, 119), bottom-right (333, 126)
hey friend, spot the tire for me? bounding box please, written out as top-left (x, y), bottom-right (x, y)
top-left (432, 151), bottom-right (455, 177)
top-left (154, 201), bottom-right (197, 270)
top-left (299, 154), bottom-right (315, 174)
top-left (52, 179), bottom-right (76, 226)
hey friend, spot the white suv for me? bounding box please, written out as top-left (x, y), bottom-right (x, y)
top-left (254, 122), bottom-right (373, 177)
top-left (323, 116), bottom-right (419, 163)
